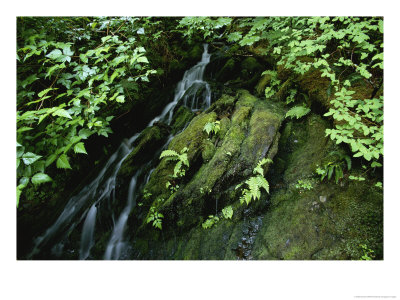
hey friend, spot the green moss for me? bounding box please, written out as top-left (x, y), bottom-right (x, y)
top-left (201, 139), bottom-right (216, 162)
top-left (188, 44), bottom-right (203, 62)
top-left (275, 78), bottom-right (294, 101)
top-left (255, 74), bottom-right (272, 96)
top-left (281, 114), bottom-right (333, 184)
top-left (235, 89), bottom-right (259, 108)
top-left (217, 117), bottom-right (231, 141)
top-left (117, 124), bottom-right (169, 182)
top-left (216, 58), bottom-right (236, 82)
top-left (251, 113), bottom-right (383, 260)
top-left (168, 111), bottom-right (216, 161)
top-left (170, 106), bottom-right (195, 134)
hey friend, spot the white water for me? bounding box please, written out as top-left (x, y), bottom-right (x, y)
top-left (149, 44), bottom-right (211, 126)
top-left (29, 44), bottom-right (212, 260)
top-left (29, 134), bottom-right (139, 259)
top-left (104, 172), bottom-right (139, 259)
top-left (79, 203), bottom-right (97, 260)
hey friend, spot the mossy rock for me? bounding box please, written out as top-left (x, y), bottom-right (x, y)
top-left (216, 58), bottom-right (236, 83)
top-left (252, 179), bottom-right (383, 260)
top-left (170, 105), bottom-right (195, 134)
top-left (137, 90), bottom-right (285, 249)
top-left (117, 124), bottom-right (170, 181)
top-left (115, 123), bottom-right (170, 201)
top-left (251, 112), bottom-right (383, 260)
top-left (255, 74), bottom-right (272, 96)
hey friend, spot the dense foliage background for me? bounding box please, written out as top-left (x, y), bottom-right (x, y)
top-left (17, 16), bottom-right (383, 216)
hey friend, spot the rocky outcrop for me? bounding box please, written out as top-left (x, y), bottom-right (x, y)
top-left (124, 89), bottom-right (383, 260)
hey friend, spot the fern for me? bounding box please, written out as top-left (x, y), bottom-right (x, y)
top-left (285, 105), bottom-right (311, 119)
top-left (253, 158), bottom-right (272, 176)
top-left (238, 158), bottom-right (272, 206)
top-left (159, 149), bottom-right (179, 159)
top-left (160, 147), bottom-right (189, 179)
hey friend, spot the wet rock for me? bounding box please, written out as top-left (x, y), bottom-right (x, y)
top-left (251, 112), bottom-right (383, 260)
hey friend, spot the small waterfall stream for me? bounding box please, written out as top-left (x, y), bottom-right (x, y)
top-left (29, 44), bottom-right (212, 260)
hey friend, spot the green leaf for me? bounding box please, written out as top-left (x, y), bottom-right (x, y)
top-left (45, 154), bottom-right (58, 167)
top-left (38, 87), bottom-right (54, 98)
top-left (203, 122), bottom-right (213, 136)
top-left (31, 173), bottom-right (53, 185)
top-left (328, 166), bottom-right (334, 180)
top-left (79, 128), bottom-right (93, 139)
top-left (17, 186), bottom-right (23, 207)
top-left (22, 152), bottom-right (42, 165)
top-left (137, 56), bottom-right (149, 64)
top-left (222, 205), bottom-right (233, 219)
top-left (101, 36), bottom-right (112, 43)
top-left (74, 142), bottom-right (87, 154)
top-left (80, 54), bottom-right (88, 63)
top-left (62, 45), bottom-right (74, 56)
top-left (46, 49), bottom-right (62, 60)
top-left (56, 154), bottom-right (72, 169)
top-left (160, 149), bottom-right (179, 159)
top-left (116, 95), bottom-right (125, 103)
top-left (371, 161), bottom-right (382, 168)
top-left (52, 108), bottom-right (72, 119)
top-left (285, 106), bottom-right (311, 119)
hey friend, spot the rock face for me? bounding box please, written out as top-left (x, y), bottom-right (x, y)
top-left (121, 89), bottom-right (382, 260)
top-left (251, 114), bottom-right (383, 260)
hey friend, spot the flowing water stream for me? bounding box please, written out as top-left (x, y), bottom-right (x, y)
top-left (29, 44), bottom-right (212, 260)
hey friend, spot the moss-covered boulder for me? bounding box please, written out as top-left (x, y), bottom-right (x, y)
top-left (131, 90), bottom-right (286, 257)
top-left (133, 109), bottom-right (382, 260)
top-left (116, 123), bottom-right (170, 201)
top-left (251, 113), bottom-right (383, 260)
top-left (215, 58), bottom-right (236, 83)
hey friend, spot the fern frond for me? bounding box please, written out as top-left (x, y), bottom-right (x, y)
top-left (285, 105), bottom-right (311, 119)
top-left (179, 153), bottom-right (189, 167)
top-left (253, 158), bottom-right (273, 175)
top-left (160, 149), bottom-right (179, 159)
top-left (256, 176), bottom-right (270, 194)
top-left (173, 161), bottom-right (183, 178)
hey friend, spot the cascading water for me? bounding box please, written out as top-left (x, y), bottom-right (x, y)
top-left (149, 44), bottom-right (211, 126)
top-left (79, 203), bottom-right (97, 260)
top-left (28, 44), bottom-right (212, 260)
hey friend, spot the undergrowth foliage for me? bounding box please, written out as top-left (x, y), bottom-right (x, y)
top-left (236, 158), bottom-right (272, 206)
top-left (17, 16), bottom-right (384, 208)
top-left (179, 16), bottom-right (383, 171)
top-left (16, 17), bottom-right (163, 207)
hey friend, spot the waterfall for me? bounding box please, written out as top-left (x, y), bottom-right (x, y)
top-left (28, 134), bottom-right (139, 259)
top-left (149, 44), bottom-right (211, 126)
top-left (29, 44), bottom-right (212, 260)
top-left (79, 203), bottom-right (97, 260)
top-left (104, 171), bottom-right (139, 260)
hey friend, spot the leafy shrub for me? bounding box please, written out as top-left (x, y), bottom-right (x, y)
top-left (179, 16), bottom-right (383, 170)
top-left (359, 244), bottom-right (375, 260)
top-left (295, 179), bottom-right (313, 191)
top-left (16, 17), bottom-right (159, 206)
